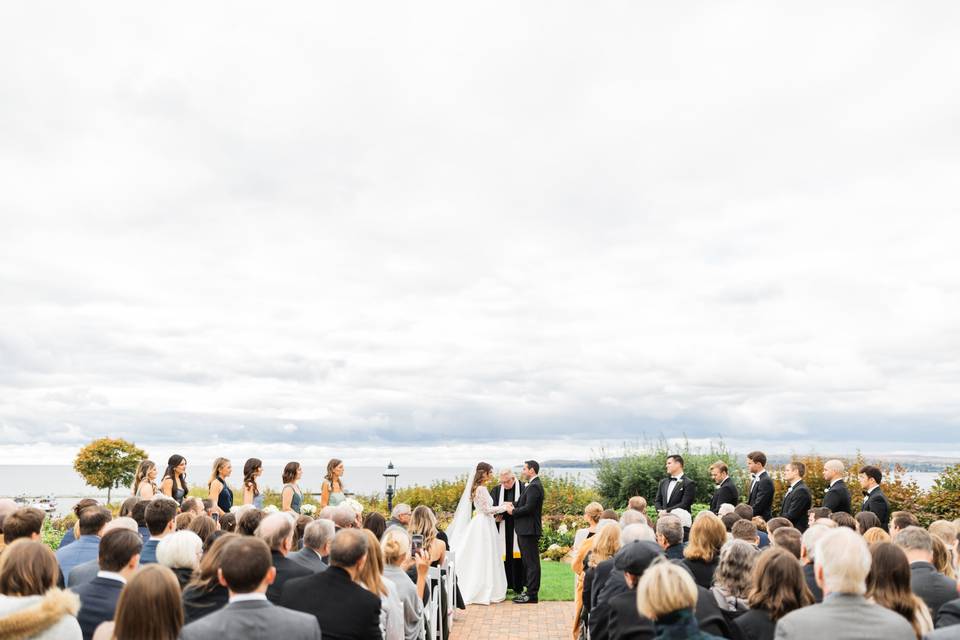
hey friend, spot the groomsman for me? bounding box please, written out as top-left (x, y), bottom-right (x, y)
top-left (859, 465), bottom-right (890, 530)
top-left (708, 461), bottom-right (739, 514)
top-left (654, 455), bottom-right (696, 513)
top-left (746, 451), bottom-right (775, 521)
top-left (490, 469), bottom-right (526, 593)
top-left (821, 459), bottom-right (852, 514)
top-left (779, 462), bottom-right (812, 532)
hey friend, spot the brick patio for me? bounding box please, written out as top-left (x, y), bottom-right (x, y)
top-left (449, 601), bottom-right (575, 640)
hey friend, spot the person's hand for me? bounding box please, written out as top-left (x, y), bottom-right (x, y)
top-left (414, 549), bottom-right (431, 576)
top-left (495, 514), bottom-right (503, 522)
top-left (504, 503), bottom-right (514, 514)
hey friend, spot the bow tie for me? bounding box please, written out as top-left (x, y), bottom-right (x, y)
top-left (751, 474), bottom-right (758, 480)
top-left (863, 490), bottom-right (870, 496)
top-left (669, 477), bottom-right (678, 482)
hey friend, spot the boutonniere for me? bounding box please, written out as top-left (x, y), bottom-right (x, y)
top-left (824, 488), bottom-right (829, 494)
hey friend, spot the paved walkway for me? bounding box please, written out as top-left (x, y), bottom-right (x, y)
top-left (449, 601), bottom-right (575, 640)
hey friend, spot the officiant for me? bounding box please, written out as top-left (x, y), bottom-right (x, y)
top-left (490, 468), bottom-right (526, 592)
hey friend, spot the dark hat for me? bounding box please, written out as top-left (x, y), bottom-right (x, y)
top-left (613, 540), bottom-right (663, 576)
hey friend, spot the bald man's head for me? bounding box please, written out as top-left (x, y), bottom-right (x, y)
top-left (255, 513), bottom-right (295, 554)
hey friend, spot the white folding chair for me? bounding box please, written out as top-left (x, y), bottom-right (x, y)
top-left (444, 550), bottom-right (457, 627)
top-left (427, 565), bottom-right (443, 640)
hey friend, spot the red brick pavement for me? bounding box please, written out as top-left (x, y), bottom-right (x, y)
top-left (449, 600), bottom-right (575, 640)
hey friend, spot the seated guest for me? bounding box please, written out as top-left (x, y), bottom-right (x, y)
top-left (72, 529), bottom-right (142, 640)
top-left (357, 529), bottom-right (403, 640)
top-left (179, 537), bottom-right (321, 640)
top-left (895, 526), bottom-right (958, 619)
top-left (628, 496), bottom-right (648, 513)
top-left (0, 499), bottom-right (17, 550)
top-left (890, 511), bottom-right (920, 539)
top-left (822, 459), bottom-right (851, 514)
top-left (237, 509), bottom-right (264, 536)
top-left (932, 536), bottom-right (957, 581)
top-left (779, 462), bottom-right (812, 532)
top-left (721, 512), bottom-right (741, 533)
top-left (581, 523), bottom-right (621, 628)
top-left (735, 548), bottom-right (813, 640)
top-left (711, 540), bottom-right (756, 612)
top-left (332, 505), bottom-right (359, 531)
top-left (867, 542), bottom-right (933, 638)
top-left (362, 512), bottom-right (387, 542)
top-left (57, 507), bottom-right (112, 583)
top-left (92, 564), bottom-right (182, 640)
top-left (381, 527), bottom-right (430, 640)
top-left (573, 502), bottom-right (604, 553)
top-left (830, 511), bottom-right (858, 531)
top-left (294, 515), bottom-right (312, 550)
top-left (0, 539), bottom-right (82, 638)
top-left (202, 531), bottom-right (228, 554)
top-left (175, 512), bottom-right (195, 531)
top-left (619, 509), bottom-right (648, 528)
top-left (408, 506), bottom-right (446, 565)
top-left (68, 518), bottom-right (140, 587)
top-left (937, 598), bottom-right (960, 629)
top-left (130, 501), bottom-right (150, 544)
top-left (201, 500), bottom-right (215, 518)
top-left (637, 560), bottom-right (722, 639)
top-left (771, 527), bottom-right (802, 559)
top-left (117, 498), bottom-right (139, 520)
top-left (141, 499), bottom-right (178, 565)
top-left (281, 528), bottom-right (383, 639)
top-left (765, 517), bottom-right (793, 535)
top-left (856, 511), bottom-right (882, 535)
top-left (386, 504), bottom-right (412, 530)
top-left (863, 527), bottom-right (892, 544)
top-left (157, 531), bottom-right (203, 589)
top-left (709, 461), bottom-right (739, 515)
top-left (180, 498), bottom-right (204, 517)
top-left (218, 513), bottom-right (236, 534)
top-left (673, 509), bottom-right (693, 542)
top-left (775, 528), bottom-right (916, 639)
top-left (731, 520), bottom-right (761, 548)
top-left (255, 513), bottom-right (311, 604)
top-left (290, 520), bottom-right (335, 573)
top-left (800, 524), bottom-right (831, 603)
top-left (734, 504), bottom-right (769, 547)
top-left (807, 507), bottom-right (832, 529)
top-left (605, 541), bottom-right (663, 640)
top-left (656, 515), bottom-right (685, 560)
top-left (182, 533), bottom-right (238, 623)
top-left (929, 521), bottom-right (959, 578)
top-left (587, 524), bottom-right (659, 640)
top-left (2, 507), bottom-right (44, 545)
top-left (859, 465), bottom-right (891, 530)
top-left (59, 499), bottom-right (99, 549)
top-left (682, 513), bottom-right (726, 589)
top-left (187, 516), bottom-right (217, 545)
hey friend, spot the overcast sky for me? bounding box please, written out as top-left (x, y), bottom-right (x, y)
top-left (2, 3), bottom-right (960, 466)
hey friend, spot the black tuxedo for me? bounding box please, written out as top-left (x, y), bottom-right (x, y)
top-left (779, 480), bottom-right (812, 532)
top-left (654, 475), bottom-right (696, 513)
top-left (748, 471), bottom-right (775, 521)
top-left (490, 481), bottom-right (526, 591)
top-left (511, 475), bottom-right (544, 598)
top-left (822, 479), bottom-right (851, 514)
top-left (709, 477), bottom-right (739, 514)
top-left (862, 486), bottom-right (890, 530)
top-left (72, 576), bottom-right (124, 640)
top-left (266, 551), bottom-right (312, 605)
top-left (281, 565), bottom-right (382, 640)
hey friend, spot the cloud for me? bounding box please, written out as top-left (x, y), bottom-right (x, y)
top-left (2, 2), bottom-right (960, 462)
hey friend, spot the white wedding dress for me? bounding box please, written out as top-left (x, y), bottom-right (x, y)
top-left (447, 474), bottom-right (509, 605)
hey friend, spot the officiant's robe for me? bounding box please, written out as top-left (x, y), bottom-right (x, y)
top-left (490, 482), bottom-right (526, 592)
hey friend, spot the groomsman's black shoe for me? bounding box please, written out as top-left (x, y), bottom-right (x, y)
top-left (512, 594), bottom-right (529, 603)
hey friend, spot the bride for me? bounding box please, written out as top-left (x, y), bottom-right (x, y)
top-left (447, 462), bottom-right (511, 605)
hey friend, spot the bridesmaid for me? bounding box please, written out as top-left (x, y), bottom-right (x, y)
top-left (160, 455), bottom-right (189, 506)
top-left (242, 458), bottom-right (265, 508)
top-left (281, 461), bottom-right (304, 514)
top-left (132, 460), bottom-right (158, 498)
top-left (208, 457), bottom-right (234, 515)
top-left (320, 458), bottom-right (346, 507)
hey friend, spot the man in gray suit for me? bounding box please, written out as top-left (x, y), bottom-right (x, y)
top-left (775, 527), bottom-right (915, 639)
top-left (896, 526), bottom-right (959, 619)
top-left (180, 536), bottom-right (321, 640)
top-left (289, 519), bottom-right (334, 573)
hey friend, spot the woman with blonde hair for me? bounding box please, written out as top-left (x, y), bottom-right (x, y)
top-left (572, 502), bottom-right (603, 554)
top-left (132, 461), bottom-right (158, 499)
top-left (863, 527), bottom-right (892, 544)
top-left (931, 536), bottom-right (957, 580)
top-left (357, 529), bottom-right (404, 640)
top-left (206, 458), bottom-right (233, 516)
top-left (929, 520), bottom-right (959, 577)
top-left (382, 527), bottom-right (431, 640)
top-left (682, 512), bottom-right (727, 589)
top-left (571, 519), bottom-right (618, 640)
top-left (320, 459), bottom-right (346, 507)
top-left (0, 539), bottom-right (82, 639)
top-left (408, 506), bottom-right (446, 566)
top-left (93, 564), bottom-right (183, 640)
top-left (637, 560), bottom-right (723, 639)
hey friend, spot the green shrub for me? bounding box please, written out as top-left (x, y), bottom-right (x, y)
top-left (920, 463), bottom-right (960, 523)
top-left (42, 518), bottom-right (66, 551)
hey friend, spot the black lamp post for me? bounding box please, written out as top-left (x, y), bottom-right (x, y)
top-left (383, 461), bottom-right (399, 513)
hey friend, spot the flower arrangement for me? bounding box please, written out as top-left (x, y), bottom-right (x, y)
top-left (263, 504), bottom-right (279, 514)
top-left (300, 504), bottom-right (317, 516)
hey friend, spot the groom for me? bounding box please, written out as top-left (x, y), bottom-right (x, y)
top-left (505, 460), bottom-right (544, 604)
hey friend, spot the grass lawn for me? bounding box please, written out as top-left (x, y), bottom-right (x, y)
top-left (506, 560), bottom-right (574, 602)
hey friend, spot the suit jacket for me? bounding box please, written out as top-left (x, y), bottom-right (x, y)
top-left (281, 565), bottom-right (382, 640)
top-left (607, 588), bottom-right (655, 640)
top-left (139, 539), bottom-right (160, 565)
top-left (288, 547), bottom-right (327, 573)
top-left (267, 551), bottom-right (312, 605)
top-left (67, 558), bottom-right (99, 587)
top-left (709, 477), bottom-right (739, 514)
top-left (927, 625), bottom-right (960, 639)
top-left (180, 598), bottom-right (321, 640)
top-left (511, 476), bottom-right (544, 537)
top-left (803, 562), bottom-right (823, 603)
top-left (822, 479), bottom-right (851, 514)
top-left (862, 487), bottom-right (891, 530)
top-left (748, 472), bottom-right (775, 521)
top-left (774, 593), bottom-right (915, 639)
top-left (911, 562), bottom-right (959, 619)
top-left (55, 535), bottom-right (100, 582)
top-left (664, 544), bottom-right (685, 560)
top-left (654, 475), bottom-right (696, 513)
top-left (734, 608), bottom-right (775, 640)
top-left (779, 480), bottom-right (812, 532)
top-left (937, 597), bottom-right (960, 628)
top-left (72, 575), bottom-right (124, 640)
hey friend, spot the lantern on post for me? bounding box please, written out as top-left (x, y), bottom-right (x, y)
top-left (383, 461), bottom-right (399, 513)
